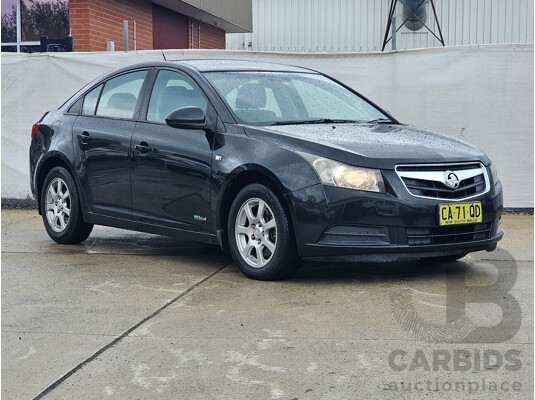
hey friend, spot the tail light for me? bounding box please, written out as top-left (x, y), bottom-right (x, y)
top-left (31, 122), bottom-right (40, 140)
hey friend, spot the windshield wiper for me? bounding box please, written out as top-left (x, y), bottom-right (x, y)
top-left (366, 118), bottom-right (397, 124)
top-left (271, 118), bottom-right (361, 126)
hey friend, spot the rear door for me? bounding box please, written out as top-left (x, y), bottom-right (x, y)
top-left (72, 70), bottom-right (149, 219)
top-left (131, 69), bottom-right (213, 232)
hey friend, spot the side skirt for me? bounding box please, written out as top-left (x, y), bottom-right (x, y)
top-left (84, 212), bottom-right (219, 245)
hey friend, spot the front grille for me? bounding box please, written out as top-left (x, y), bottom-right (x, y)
top-left (396, 163), bottom-right (489, 201)
top-left (401, 174), bottom-right (485, 199)
top-left (406, 222), bottom-right (493, 246)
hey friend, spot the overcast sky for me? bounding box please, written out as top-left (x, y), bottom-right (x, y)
top-left (2, 0), bottom-right (16, 15)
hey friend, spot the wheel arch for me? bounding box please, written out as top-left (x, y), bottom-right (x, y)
top-left (35, 153), bottom-right (79, 215)
top-left (217, 165), bottom-right (299, 252)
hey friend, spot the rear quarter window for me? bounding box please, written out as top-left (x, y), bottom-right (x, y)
top-left (68, 97), bottom-right (83, 114)
top-left (81, 84), bottom-right (102, 115)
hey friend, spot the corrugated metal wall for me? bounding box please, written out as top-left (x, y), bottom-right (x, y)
top-left (226, 0), bottom-right (534, 52)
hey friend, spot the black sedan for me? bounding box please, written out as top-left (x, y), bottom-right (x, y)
top-left (29, 60), bottom-right (503, 280)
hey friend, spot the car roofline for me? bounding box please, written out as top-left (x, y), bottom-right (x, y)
top-left (170, 59), bottom-right (320, 74)
top-left (73, 60), bottom-right (320, 80)
top-left (189, 68), bottom-right (319, 74)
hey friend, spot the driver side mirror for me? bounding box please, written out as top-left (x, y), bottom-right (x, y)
top-left (165, 106), bottom-right (206, 129)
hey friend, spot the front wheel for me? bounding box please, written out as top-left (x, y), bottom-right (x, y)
top-left (41, 166), bottom-right (93, 244)
top-left (228, 184), bottom-right (300, 280)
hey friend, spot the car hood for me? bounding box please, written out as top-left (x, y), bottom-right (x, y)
top-left (245, 123), bottom-right (490, 169)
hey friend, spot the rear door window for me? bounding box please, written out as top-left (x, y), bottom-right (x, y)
top-left (95, 70), bottom-right (148, 119)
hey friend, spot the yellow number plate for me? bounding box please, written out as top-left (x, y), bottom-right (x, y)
top-left (439, 202), bottom-right (483, 225)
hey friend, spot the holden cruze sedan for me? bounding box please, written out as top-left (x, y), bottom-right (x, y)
top-left (29, 60), bottom-right (503, 280)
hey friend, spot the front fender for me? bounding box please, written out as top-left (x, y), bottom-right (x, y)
top-left (212, 128), bottom-right (324, 248)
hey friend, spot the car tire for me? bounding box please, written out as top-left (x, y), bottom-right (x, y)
top-left (41, 166), bottom-right (93, 244)
top-left (228, 183), bottom-right (301, 280)
top-left (428, 253), bottom-right (468, 262)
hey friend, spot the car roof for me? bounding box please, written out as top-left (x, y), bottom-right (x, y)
top-left (174, 59), bottom-right (318, 73)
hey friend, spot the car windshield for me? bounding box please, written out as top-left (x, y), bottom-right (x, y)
top-left (204, 71), bottom-right (388, 125)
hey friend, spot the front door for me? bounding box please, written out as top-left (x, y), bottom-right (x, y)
top-left (131, 69), bottom-right (213, 232)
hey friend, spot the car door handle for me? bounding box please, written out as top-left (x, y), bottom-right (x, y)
top-left (77, 131), bottom-right (92, 144)
top-left (135, 142), bottom-right (152, 154)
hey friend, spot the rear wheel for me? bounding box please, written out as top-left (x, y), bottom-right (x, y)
top-left (228, 184), bottom-right (300, 280)
top-left (41, 166), bottom-right (93, 244)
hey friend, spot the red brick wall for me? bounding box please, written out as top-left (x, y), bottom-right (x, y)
top-left (69, 0), bottom-right (226, 52)
top-left (70, 0), bottom-right (153, 52)
top-left (188, 18), bottom-right (226, 49)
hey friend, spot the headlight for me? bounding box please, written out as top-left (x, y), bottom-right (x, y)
top-left (489, 164), bottom-right (499, 185)
top-left (297, 151), bottom-right (385, 192)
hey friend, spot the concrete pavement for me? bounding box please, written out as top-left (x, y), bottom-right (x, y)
top-left (2, 210), bottom-right (533, 399)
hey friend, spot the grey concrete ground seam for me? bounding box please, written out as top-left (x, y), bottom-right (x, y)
top-left (32, 261), bottom-right (231, 400)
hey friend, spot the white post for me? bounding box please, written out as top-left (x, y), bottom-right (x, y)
top-left (16, 0), bottom-right (21, 52)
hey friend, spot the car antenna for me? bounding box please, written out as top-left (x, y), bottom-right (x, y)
top-left (153, 28), bottom-right (167, 61)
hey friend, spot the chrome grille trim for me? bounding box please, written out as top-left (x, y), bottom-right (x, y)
top-left (395, 162), bottom-right (490, 201)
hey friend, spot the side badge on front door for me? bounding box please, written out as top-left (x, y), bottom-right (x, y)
top-left (194, 215), bottom-right (207, 221)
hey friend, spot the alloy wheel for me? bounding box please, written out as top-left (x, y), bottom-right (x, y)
top-left (234, 197), bottom-right (278, 268)
top-left (45, 177), bottom-right (71, 233)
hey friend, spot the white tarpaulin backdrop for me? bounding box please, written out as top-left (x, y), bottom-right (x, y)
top-left (2, 44), bottom-right (533, 206)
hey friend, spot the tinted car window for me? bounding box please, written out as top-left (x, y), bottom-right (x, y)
top-left (81, 84), bottom-right (102, 115)
top-left (147, 70), bottom-right (207, 123)
top-left (96, 70), bottom-right (148, 119)
top-left (204, 72), bottom-right (387, 124)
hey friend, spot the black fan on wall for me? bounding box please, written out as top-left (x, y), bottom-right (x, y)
top-left (382, 0), bottom-right (446, 51)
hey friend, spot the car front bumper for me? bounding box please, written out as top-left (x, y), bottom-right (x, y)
top-left (286, 169), bottom-right (503, 260)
